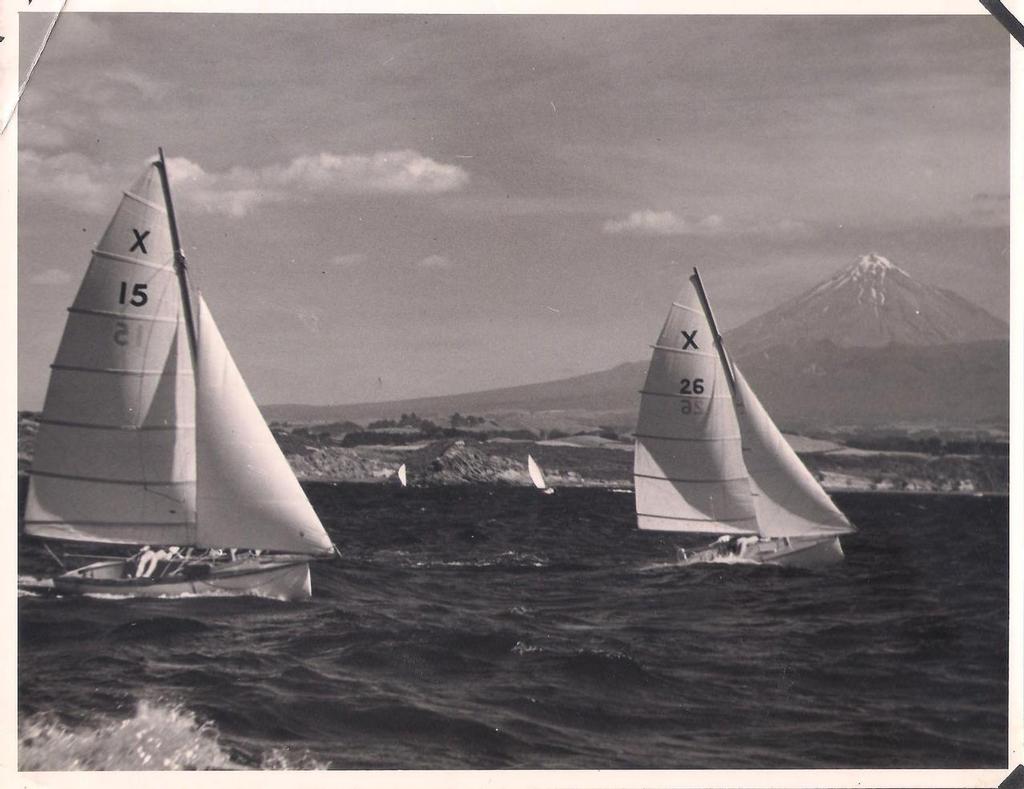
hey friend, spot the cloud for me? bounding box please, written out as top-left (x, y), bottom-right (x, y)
top-left (20, 149), bottom-right (470, 218)
top-left (19, 149), bottom-right (116, 209)
top-left (101, 67), bottom-right (167, 101)
top-left (263, 151), bottom-right (469, 194)
top-left (603, 210), bottom-right (696, 236)
top-left (19, 119), bottom-right (69, 150)
top-left (163, 150), bottom-right (471, 216)
top-left (603, 209), bottom-right (811, 238)
top-left (331, 253), bottom-right (368, 267)
top-left (416, 254), bottom-right (453, 270)
top-left (29, 268), bottom-right (73, 286)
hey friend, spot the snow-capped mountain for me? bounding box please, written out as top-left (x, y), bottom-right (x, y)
top-left (727, 254), bottom-right (1008, 356)
top-left (267, 254), bottom-right (1008, 430)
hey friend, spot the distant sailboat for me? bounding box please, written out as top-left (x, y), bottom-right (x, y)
top-left (397, 463), bottom-right (408, 487)
top-left (20, 150), bottom-right (335, 601)
top-left (634, 268), bottom-right (855, 568)
top-left (527, 454), bottom-right (554, 495)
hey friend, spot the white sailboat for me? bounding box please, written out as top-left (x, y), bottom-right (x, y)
top-left (527, 454), bottom-right (554, 495)
top-left (396, 463), bottom-right (408, 487)
top-left (634, 268), bottom-right (855, 568)
top-left (20, 150), bottom-right (336, 601)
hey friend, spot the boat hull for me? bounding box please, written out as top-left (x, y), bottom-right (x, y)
top-left (49, 558), bottom-right (313, 602)
top-left (677, 536), bottom-right (845, 569)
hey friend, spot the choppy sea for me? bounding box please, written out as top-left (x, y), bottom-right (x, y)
top-left (18, 486), bottom-right (1008, 770)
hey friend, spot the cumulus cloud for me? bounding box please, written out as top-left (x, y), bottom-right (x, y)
top-left (21, 149), bottom-right (471, 218)
top-left (165, 150), bottom-right (469, 217)
top-left (416, 254), bottom-right (453, 270)
top-left (29, 267), bottom-right (73, 286)
top-left (603, 209), bottom-right (810, 238)
top-left (603, 210), bottom-right (696, 236)
top-left (263, 151), bottom-right (469, 194)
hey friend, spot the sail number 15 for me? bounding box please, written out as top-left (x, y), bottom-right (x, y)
top-left (118, 281), bottom-right (148, 307)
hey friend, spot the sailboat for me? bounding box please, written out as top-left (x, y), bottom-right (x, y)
top-left (396, 463), bottom-right (408, 487)
top-left (19, 150), bottom-right (335, 601)
top-left (527, 454), bottom-right (554, 495)
top-left (634, 268), bottom-right (855, 568)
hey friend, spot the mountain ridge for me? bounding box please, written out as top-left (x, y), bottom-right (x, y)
top-left (264, 255), bottom-right (1009, 430)
top-left (727, 254), bottom-right (1007, 356)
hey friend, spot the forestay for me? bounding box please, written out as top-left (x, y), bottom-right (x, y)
top-left (633, 276), bottom-right (758, 535)
top-left (24, 165), bottom-right (198, 546)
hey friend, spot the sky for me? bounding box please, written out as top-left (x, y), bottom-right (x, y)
top-left (16, 13), bottom-right (1010, 408)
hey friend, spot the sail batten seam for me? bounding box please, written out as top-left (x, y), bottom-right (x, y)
top-left (50, 363), bottom-right (194, 377)
top-left (122, 190), bottom-right (167, 213)
top-left (634, 433), bottom-right (742, 443)
top-left (92, 249), bottom-right (174, 271)
top-left (649, 344), bottom-right (718, 358)
top-left (28, 469), bottom-right (196, 485)
top-left (36, 417), bottom-right (195, 431)
top-left (68, 306), bottom-right (180, 324)
top-left (635, 473), bottom-right (750, 484)
top-left (638, 390), bottom-right (732, 399)
top-left (24, 519), bottom-right (195, 527)
top-left (637, 512), bottom-right (757, 523)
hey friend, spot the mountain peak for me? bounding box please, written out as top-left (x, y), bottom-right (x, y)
top-left (851, 253), bottom-right (907, 278)
top-left (727, 254), bottom-right (1008, 355)
top-left (824, 253), bottom-right (911, 310)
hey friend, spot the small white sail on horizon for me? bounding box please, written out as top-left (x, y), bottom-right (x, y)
top-left (527, 454), bottom-right (554, 494)
top-left (22, 153), bottom-right (333, 600)
top-left (397, 463), bottom-right (408, 487)
top-left (633, 268), bottom-right (854, 566)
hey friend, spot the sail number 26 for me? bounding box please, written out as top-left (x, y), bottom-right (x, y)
top-left (679, 378), bottom-right (705, 416)
top-left (118, 282), bottom-right (148, 307)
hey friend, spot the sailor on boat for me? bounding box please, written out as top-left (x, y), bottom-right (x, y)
top-left (19, 149), bottom-right (337, 601)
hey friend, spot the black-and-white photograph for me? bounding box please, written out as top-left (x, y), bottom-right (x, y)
top-left (10, 5), bottom-right (1017, 777)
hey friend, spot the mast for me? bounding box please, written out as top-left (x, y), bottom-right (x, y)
top-left (690, 267), bottom-right (737, 397)
top-left (155, 148), bottom-right (199, 365)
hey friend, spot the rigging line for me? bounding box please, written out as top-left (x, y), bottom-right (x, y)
top-left (1, 0), bottom-right (71, 137)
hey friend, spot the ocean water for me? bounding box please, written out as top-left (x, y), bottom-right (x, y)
top-left (18, 486), bottom-right (1008, 770)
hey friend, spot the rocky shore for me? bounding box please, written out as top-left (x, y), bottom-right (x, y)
top-left (17, 414), bottom-right (1009, 494)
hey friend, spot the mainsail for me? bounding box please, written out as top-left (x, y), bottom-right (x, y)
top-left (527, 455), bottom-right (548, 490)
top-left (633, 276), bottom-right (758, 534)
top-left (25, 158), bottom-right (333, 556)
top-left (634, 270), bottom-right (852, 540)
top-left (397, 464), bottom-right (408, 487)
top-left (24, 166), bottom-right (197, 546)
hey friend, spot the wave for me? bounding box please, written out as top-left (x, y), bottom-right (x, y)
top-left (19, 700), bottom-right (330, 771)
top-left (19, 700), bottom-right (236, 770)
top-left (398, 550), bottom-right (550, 569)
top-left (108, 616), bottom-right (211, 641)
